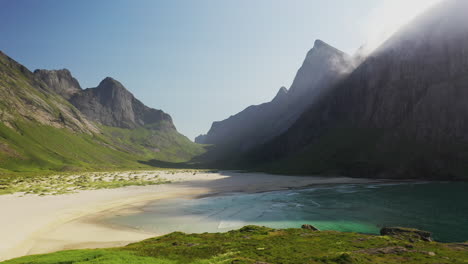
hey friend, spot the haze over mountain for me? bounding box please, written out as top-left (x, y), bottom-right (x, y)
top-left (196, 40), bottom-right (355, 160)
top-left (240, 0), bottom-right (468, 180)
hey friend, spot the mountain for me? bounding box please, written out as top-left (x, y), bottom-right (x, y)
top-left (0, 51), bottom-right (204, 174)
top-left (69, 77), bottom-right (175, 130)
top-left (197, 40), bottom-right (354, 161)
top-left (34, 70), bottom-right (176, 130)
top-left (247, 0), bottom-right (468, 180)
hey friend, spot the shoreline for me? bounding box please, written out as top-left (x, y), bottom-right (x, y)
top-left (0, 170), bottom-right (385, 261)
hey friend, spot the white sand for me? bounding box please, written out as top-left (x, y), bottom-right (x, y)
top-left (0, 171), bottom-right (382, 261)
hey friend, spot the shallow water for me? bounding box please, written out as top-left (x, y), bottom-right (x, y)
top-left (106, 182), bottom-right (468, 242)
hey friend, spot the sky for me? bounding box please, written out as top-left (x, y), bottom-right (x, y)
top-left (0, 0), bottom-right (441, 140)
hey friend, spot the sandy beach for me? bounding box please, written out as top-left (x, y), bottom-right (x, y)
top-left (0, 170), bottom-right (383, 261)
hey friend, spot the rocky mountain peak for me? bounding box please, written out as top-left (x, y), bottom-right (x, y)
top-left (303, 39), bottom-right (348, 65)
top-left (271, 86), bottom-right (288, 102)
top-left (33, 68), bottom-right (82, 99)
top-left (288, 39), bottom-right (353, 99)
top-left (313, 39), bottom-right (333, 50)
top-left (278, 86), bottom-right (288, 94)
top-left (70, 77), bottom-right (175, 130)
top-left (99, 77), bottom-right (123, 87)
top-left (93, 77), bottom-right (133, 103)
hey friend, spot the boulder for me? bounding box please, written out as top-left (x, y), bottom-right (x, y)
top-left (380, 227), bottom-right (432, 242)
top-left (301, 224), bottom-right (319, 231)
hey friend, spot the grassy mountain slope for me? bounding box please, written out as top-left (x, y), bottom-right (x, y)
top-left (2, 226), bottom-right (467, 264)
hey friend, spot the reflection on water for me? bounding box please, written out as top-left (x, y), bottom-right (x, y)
top-left (106, 182), bottom-right (468, 242)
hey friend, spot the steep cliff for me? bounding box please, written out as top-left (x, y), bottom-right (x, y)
top-left (249, 0), bottom-right (468, 180)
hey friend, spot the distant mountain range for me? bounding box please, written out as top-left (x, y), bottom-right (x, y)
top-left (199, 0), bottom-right (468, 180)
top-left (0, 52), bottom-right (203, 173)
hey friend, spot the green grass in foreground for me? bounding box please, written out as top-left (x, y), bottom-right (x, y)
top-left (3, 226), bottom-right (467, 264)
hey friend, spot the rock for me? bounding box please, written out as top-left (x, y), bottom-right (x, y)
top-left (301, 224), bottom-right (319, 231)
top-left (239, 226), bottom-right (272, 234)
top-left (427, 251), bottom-right (436, 256)
top-left (34, 69), bottom-right (82, 99)
top-left (380, 227), bottom-right (433, 242)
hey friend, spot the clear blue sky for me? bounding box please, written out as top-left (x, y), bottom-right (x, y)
top-left (0, 0), bottom-right (431, 139)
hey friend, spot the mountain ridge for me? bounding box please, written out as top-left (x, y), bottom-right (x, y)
top-left (196, 39), bottom-right (355, 163)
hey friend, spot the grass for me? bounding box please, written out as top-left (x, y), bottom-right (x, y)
top-left (0, 170), bottom-right (172, 196)
top-left (0, 119), bottom-right (206, 175)
top-left (2, 226), bottom-right (467, 264)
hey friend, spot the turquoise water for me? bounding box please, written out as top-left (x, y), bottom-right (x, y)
top-left (107, 182), bottom-right (468, 242)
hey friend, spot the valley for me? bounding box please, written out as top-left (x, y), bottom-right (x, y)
top-left (1, 0), bottom-right (468, 263)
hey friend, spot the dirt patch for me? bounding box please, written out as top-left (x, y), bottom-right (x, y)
top-left (0, 142), bottom-right (22, 158)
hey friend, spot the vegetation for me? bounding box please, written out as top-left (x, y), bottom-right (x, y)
top-left (0, 170), bottom-right (172, 196)
top-left (0, 120), bottom-right (206, 175)
top-left (2, 226), bottom-right (467, 264)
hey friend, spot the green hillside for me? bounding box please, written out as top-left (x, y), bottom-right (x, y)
top-left (0, 120), bottom-right (204, 174)
top-left (0, 51), bottom-right (205, 176)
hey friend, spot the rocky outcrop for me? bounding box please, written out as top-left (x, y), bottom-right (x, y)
top-left (199, 40), bottom-right (354, 161)
top-left (301, 224), bottom-right (319, 231)
top-left (380, 227), bottom-right (433, 242)
top-left (34, 69), bottom-right (81, 99)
